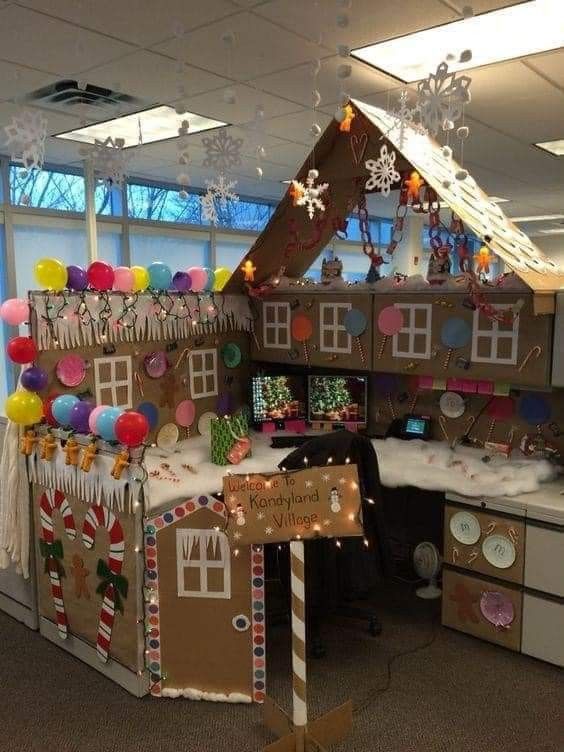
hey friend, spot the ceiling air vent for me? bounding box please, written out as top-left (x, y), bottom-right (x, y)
top-left (23, 80), bottom-right (144, 111)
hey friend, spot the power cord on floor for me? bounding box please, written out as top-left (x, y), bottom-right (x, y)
top-left (352, 614), bottom-right (439, 716)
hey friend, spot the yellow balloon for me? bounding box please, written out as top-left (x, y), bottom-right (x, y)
top-left (34, 257), bottom-right (67, 291)
top-left (131, 266), bottom-right (149, 292)
top-left (213, 267), bottom-right (232, 292)
top-left (5, 390), bottom-right (44, 425)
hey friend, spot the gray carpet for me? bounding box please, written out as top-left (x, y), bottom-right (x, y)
top-left (1, 584), bottom-right (562, 752)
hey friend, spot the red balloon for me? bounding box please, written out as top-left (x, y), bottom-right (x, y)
top-left (43, 393), bottom-right (60, 427)
top-left (7, 336), bottom-right (38, 364)
top-left (115, 411), bottom-right (150, 447)
top-left (87, 261), bottom-right (115, 291)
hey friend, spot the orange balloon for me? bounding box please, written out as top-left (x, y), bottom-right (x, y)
top-left (291, 314), bottom-right (313, 342)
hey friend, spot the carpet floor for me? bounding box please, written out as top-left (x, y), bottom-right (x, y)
top-left (1, 583), bottom-right (562, 752)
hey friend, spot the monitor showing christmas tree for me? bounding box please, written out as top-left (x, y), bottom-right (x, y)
top-left (308, 376), bottom-right (367, 424)
top-left (251, 375), bottom-right (307, 422)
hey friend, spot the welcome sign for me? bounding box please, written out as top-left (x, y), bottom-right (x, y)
top-left (222, 464), bottom-right (363, 545)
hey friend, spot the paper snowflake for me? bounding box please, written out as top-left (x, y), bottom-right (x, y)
top-left (417, 61), bottom-right (471, 135)
top-left (89, 136), bottom-right (130, 187)
top-left (365, 144), bottom-right (400, 197)
top-left (202, 129), bottom-right (243, 171)
top-left (233, 531), bottom-right (242, 540)
top-left (200, 174), bottom-right (239, 224)
top-left (392, 90), bottom-right (415, 149)
top-left (265, 526), bottom-right (273, 536)
top-left (291, 168), bottom-right (329, 220)
top-left (4, 109), bottom-right (48, 172)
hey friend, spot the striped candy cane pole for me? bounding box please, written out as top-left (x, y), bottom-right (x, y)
top-left (82, 505), bottom-right (125, 663)
top-left (290, 540), bottom-right (307, 752)
top-left (39, 489), bottom-right (76, 639)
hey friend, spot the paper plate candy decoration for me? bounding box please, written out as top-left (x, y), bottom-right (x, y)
top-left (441, 317), bottom-right (471, 369)
top-left (0, 298), bottom-right (29, 326)
top-left (156, 422), bottom-right (179, 449)
top-left (172, 271), bottom-right (191, 292)
top-left (113, 266), bottom-right (134, 293)
top-left (66, 265), bottom-right (88, 292)
top-left (175, 399), bottom-right (195, 430)
top-left (439, 391), bottom-right (465, 419)
top-left (95, 406), bottom-right (123, 441)
top-left (479, 591), bottom-right (515, 628)
top-left (376, 306), bottom-right (403, 358)
top-left (137, 401), bottom-right (159, 430)
top-left (213, 267), bottom-right (231, 291)
top-left (56, 354), bottom-right (87, 387)
top-left (7, 335), bottom-right (37, 364)
top-left (291, 314), bottom-right (313, 365)
top-left (485, 396), bottom-right (515, 441)
top-left (518, 393), bottom-right (552, 426)
top-left (34, 257), bottom-right (67, 291)
top-left (197, 410), bottom-right (217, 437)
top-left (144, 351), bottom-right (169, 379)
top-left (52, 394), bottom-right (79, 427)
top-left (449, 510), bottom-right (481, 545)
top-left (69, 400), bottom-right (93, 434)
top-left (344, 308), bottom-right (367, 364)
top-left (131, 266), bottom-right (149, 292)
top-left (187, 266), bottom-right (207, 292)
top-left (148, 261), bottom-right (172, 291)
top-left (87, 261), bottom-right (114, 291)
top-left (5, 389), bottom-right (43, 425)
top-left (115, 411), bottom-right (150, 447)
top-left (482, 534), bottom-right (516, 569)
top-left (21, 366), bottom-right (48, 393)
top-left (222, 342), bottom-right (242, 368)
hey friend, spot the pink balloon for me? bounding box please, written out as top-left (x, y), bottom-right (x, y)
top-left (187, 267), bottom-right (207, 292)
top-left (88, 405), bottom-right (109, 434)
top-left (113, 266), bottom-right (134, 293)
top-left (175, 399), bottom-right (195, 427)
top-left (0, 298), bottom-right (29, 326)
top-left (378, 305), bottom-right (404, 336)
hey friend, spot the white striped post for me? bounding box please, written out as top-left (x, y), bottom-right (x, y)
top-left (290, 540), bottom-right (307, 752)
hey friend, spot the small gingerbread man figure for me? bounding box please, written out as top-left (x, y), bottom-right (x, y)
top-left (40, 432), bottom-right (58, 461)
top-left (111, 449), bottom-right (130, 480)
top-left (70, 554), bottom-right (90, 599)
top-left (65, 437), bottom-right (80, 467)
top-left (20, 429), bottom-right (38, 456)
top-left (80, 441), bottom-right (98, 473)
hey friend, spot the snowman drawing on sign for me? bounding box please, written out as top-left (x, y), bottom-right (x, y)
top-left (235, 503), bottom-right (247, 526)
top-left (329, 487), bottom-right (342, 514)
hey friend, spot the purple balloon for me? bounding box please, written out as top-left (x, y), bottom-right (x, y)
top-left (67, 265), bottom-right (88, 292)
top-left (69, 400), bottom-right (93, 434)
top-left (172, 271), bottom-right (192, 292)
top-left (21, 366), bottom-right (48, 392)
top-left (217, 392), bottom-right (232, 416)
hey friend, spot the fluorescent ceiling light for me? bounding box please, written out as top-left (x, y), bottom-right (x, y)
top-left (535, 139), bottom-right (564, 156)
top-left (54, 105), bottom-right (226, 148)
top-left (351, 1), bottom-right (564, 82)
top-left (489, 197), bottom-right (509, 204)
top-left (539, 228), bottom-right (564, 234)
top-left (510, 214), bottom-right (564, 222)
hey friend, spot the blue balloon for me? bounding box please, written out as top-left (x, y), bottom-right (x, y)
top-left (203, 267), bottom-right (215, 291)
top-left (147, 261), bottom-right (172, 291)
top-left (137, 401), bottom-right (159, 430)
top-left (95, 406), bottom-right (123, 441)
top-left (51, 394), bottom-right (79, 427)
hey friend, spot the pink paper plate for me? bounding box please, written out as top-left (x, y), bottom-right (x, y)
top-left (480, 591), bottom-right (514, 628)
top-left (56, 354), bottom-right (86, 387)
top-left (144, 351), bottom-right (169, 379)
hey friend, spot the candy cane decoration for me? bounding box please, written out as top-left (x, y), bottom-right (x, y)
top-left (39, 489), bottom-right (76, 639)
top-left (82, 505), bottom-right (126, 663)
top-left (290, 540), bottom-right (307, 752)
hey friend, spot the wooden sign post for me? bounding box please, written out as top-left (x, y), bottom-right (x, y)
top-left (223, 465), bottom-right (363, 751)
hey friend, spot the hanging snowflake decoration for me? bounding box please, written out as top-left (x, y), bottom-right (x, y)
top-left (391, 90), bottom-right (415, 149)
top-left (4, 109), bottom-right (48, 172)
top-left (365, 144), bottom-right (400, 197)
top-left (291, 168), bottom-right (329, 220)
top-left (202, 129), bottom-right (243, 171)
top-left (200, 174), bottom-right (239, 225)
top-left (416, 61), bottom-right (471, 135)
top-left (89, 136), bottom-right (130, 188)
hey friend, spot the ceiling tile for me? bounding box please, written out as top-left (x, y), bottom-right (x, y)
top-left (263, 108), bottom-right (331, 144)
top-left (0, 63), bottom-right (58, 104)
top-left (0, 5), bottom-right (134, 76)
top-left (525, 49), bottom-right (564, 89)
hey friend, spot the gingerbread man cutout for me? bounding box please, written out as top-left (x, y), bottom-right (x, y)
top-left (70, 554), bottom-right (90, 600)
top-left (449, 582), bottom-right (479, 624)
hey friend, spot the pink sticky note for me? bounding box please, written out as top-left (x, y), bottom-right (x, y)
top-left (418, 376), bottom-right (434, 390)
top-left (461, 379), bottom-right (478, 393)
top-left (447, 378), bottom-right (462, 391)
top-left (477, 380), bottom-right (494, 395)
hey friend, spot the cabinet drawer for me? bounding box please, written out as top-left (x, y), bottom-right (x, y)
top-left (524, 522), bottom-right (564, 597)
top-left (442, 568), bottom-right (522, 652)
top-left (444, 504), bottom-right (525, 585)
top-left (522, 592), bottom-right (564, 667)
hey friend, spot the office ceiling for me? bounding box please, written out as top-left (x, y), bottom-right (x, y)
top-left (0, 0), bottom-right (563, 237)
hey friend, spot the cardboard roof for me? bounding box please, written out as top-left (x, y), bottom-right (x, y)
top-left (226, 99), bottom-right (564, 295)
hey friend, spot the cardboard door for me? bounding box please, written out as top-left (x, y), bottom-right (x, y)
top-left (146, 499), bottom-right (265, 702)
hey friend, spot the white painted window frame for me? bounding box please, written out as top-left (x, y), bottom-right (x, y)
top-left (176, 529), bottom-right (231, 599)
top-left (319, 302), bottom-right (352, 354)
top-left (392, 303), bottom-right (432, 359)
top-left (189, 348), bottom-right (218, 399)
top-left (93, 355), bottom-right (133, 408)
top-left (263, 302), bottom-right (291, 349)
top-left (471, 304), bottom-right (519, 364)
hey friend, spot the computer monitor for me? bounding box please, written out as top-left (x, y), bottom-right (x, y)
top-left (251, 375), bottom-right (307, 423)
top-left (308, 375), bottom-right (367, 425)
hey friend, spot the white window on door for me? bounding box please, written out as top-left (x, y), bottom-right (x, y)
top-left (392, 304), bottom-right (432, 359)
top-left (471, 305), bottom-right (519, 364)
top-left (94, 355), bottom-right (133, 408)
top-left (319, 303), bottom-right (352, 353)
top-left (263, 302), bottom-right (291, 349)
top-left (176, 529), bottom-right (231, 599)
top-left (189, 349), bottom-right (218, 399)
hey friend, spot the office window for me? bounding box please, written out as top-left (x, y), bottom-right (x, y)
top-left (319, 303), bottom-right (352, 353)
top-left (189, 349), bottom-right (218, 399)
top-left (392, 303), bottom-right (432, 359)
top-left (127, 182), bottom-right (203, 224)
top-left (176, 529), bottom-right (231, 599)
top-left (471, 305), bottom-right (519, 364)
top-left (216, 235), bottom-right (254, 272)
top-left (263, 302), bottom-right (290, 349)
top-left (10, 166), bottom-right (85, 212)
top-left (130, 229), bottom-right (209, 270)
